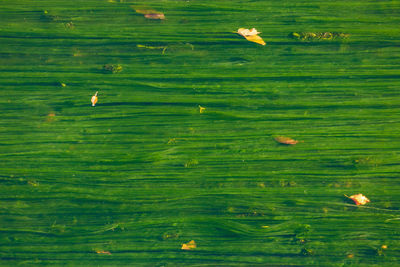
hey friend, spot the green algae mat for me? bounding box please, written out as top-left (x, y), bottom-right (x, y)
top-left (1, 0), bottom-right (400, 266)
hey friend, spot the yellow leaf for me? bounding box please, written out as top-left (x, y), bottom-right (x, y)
top-left (181, 240), bottom-right (196, 250)
top-left (243, 34), bottom-right (266, 46)
top-left (237, 28), bottom-right (266, 45)
top-left (198, 105), bottom-right (206, 113)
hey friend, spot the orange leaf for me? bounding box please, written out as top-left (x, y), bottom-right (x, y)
top-left (347, 194), bottom-right (370, 205)
top-left (91, 91), bottom-right (98, 107)
top-left (274, 136), bottom-right (299, 145)
top-left (237, 28), bottom-right (266, 45)
top-left (181, 240), bottom-right (196, 250)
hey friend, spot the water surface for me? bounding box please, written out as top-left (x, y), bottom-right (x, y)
top-left (1, 0), bottom-right (400, 266)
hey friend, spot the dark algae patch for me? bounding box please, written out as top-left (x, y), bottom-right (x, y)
top-left (0, 0), bottom-right (400, 266)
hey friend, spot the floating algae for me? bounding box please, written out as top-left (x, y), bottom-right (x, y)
top-left (290, 32), bottom-right (350, 41)
top-left (103, 64), bottom-right (123, 74)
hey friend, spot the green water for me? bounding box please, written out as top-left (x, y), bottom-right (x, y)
top-left (1, 0), bottom-right (400, 266)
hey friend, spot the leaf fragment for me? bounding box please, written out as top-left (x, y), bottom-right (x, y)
top-left (133, 7), bottom-right (165, 20)
top-left (346, 193), bottom-right (370, 205)
top-left (274, 136), bottom-right (299, 145)
top-left (144, 13), bottom-right (165, 20)
top-left (91, 91), bottom-right (98, 107)
top-left (237, 28), bottom-right (266, 45)
top-left (198, 105), bottom-right (206, 113)
top-left (181, 240), bottom-right (196, 250)
top-left (96, 250), bottom-right (111, 255)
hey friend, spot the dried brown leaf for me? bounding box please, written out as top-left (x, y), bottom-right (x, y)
top-left (96, 250), bottom-right (111, 255)
top-left (274, 136), bottom-right (299, 145)
top-left (133, 7), bottom-right (165, 19)
top-left (181, 240), bottom-right (196, 250)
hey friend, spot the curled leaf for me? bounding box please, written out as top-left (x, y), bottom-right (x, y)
top-left (346, 194), bottom-right (370, 205)
top-left (181, 240), bottom-right (196, 250)
top-left (238, 28), bottom-right (261, 36)
top-left (198, 105), bottom-right (206, 113)
top-left (274, 136), bottom-right (299, 145)
top-left (91, 91), bottom-right (98, 107)
top-left (237, 28), bottom-right (266, 45)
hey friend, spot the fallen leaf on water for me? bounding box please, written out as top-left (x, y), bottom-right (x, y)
top-left (181, 240), bottom-right (196, 250)
top-left (91, 91), bottom-right (98, 107)
top-left (346, 194), bottom-right (370, 205)
top-left (133, 7), bottom-right (165, 20)
top-left (96, 250), bottom-right (111, 255)
top-left (274, 136), bottom-right (299, 145)
top-left (237, 28), bottom-right (266, 45)
top-left (144, 13), bottom-right (165, 19)
top-left (198, 105), bottom-right (206, 113)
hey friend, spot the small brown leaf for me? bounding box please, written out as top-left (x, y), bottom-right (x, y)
top-left (144, 13), bottom-right (165, 20)
top-left (237, 28), bottom-right (266, 45)
top-left (274, 136), bottom-right (299, 145)
top-left (96, 250), bottom-right (111, 255)
top-left (346, 194), bottom-right (370, 205)
top-left (181, 240), bottom-right (196, 250)
top-left (133, 7), bottom-right (165, 20)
